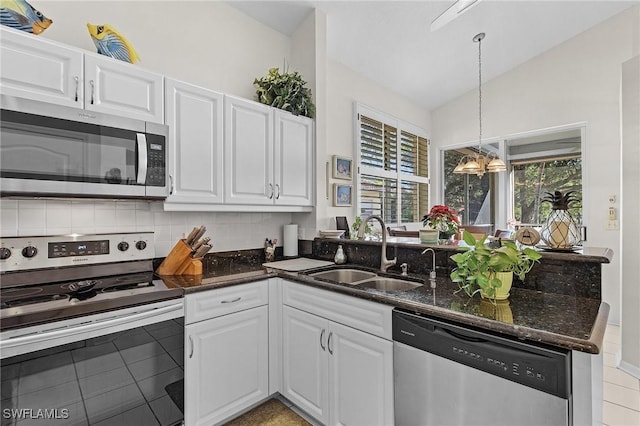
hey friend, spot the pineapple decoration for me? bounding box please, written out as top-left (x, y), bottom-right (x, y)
top-left (540, 191), bottom-right (581, 249)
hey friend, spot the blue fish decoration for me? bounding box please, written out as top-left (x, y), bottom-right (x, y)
top-left (87, 23), bottom-right (139, 64)
top-left (0, 0), bottom-right (52, 34)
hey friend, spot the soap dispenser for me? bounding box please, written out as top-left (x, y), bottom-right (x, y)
top-left (334, 245), bottom-right (346, 264)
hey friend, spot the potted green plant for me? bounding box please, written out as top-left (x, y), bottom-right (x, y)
top-left (253, 67), bottom-right (315, 118)
top-left (450, 231), bottom-right (542, 300)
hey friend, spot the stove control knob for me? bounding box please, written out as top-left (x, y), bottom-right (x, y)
top-left (0, 247), bottom-right (11, 260)
top-left (117, 241), bottom-right (130, 252)
top-left (22, 246), bottom-right (38, 258)
top-left (135, 241), bottom-right (147, 251)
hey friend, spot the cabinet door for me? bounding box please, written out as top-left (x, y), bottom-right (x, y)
top-left (164, 79), bottom-right (224, 206)
top-left (224, 95), bottom-right (274, 204)
top-left (274, 110), bottom-right (314, 206)
top-left (0, 27), bottom-right (83, 107)
top-left (282, 306), bottom-right (329, 424)
top-left (184, 306), bottom-right (269, 426)
top-left (329, 321), bottom-right (394, 426)
top-left (84, 54), bottom-right (163, 123)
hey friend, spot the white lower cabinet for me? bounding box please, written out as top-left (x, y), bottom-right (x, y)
top-left (282, 305), bottom-right (394, 426)
top-left (184, 282), bottom-right (269, 426)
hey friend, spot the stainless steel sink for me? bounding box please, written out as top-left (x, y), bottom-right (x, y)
top-left (309, 269), bottom-right (378, 285)
top-left (355, 277), bottom-right (423, 291)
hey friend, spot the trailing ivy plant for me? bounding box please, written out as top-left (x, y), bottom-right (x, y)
top-left (253, 67), bottom-right (315, 118)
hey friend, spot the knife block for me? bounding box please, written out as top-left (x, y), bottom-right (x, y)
top-left (156, 239), bottom-right (203, 276)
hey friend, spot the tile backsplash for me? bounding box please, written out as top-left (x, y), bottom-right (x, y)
top-left (0, 199), bottom-right (296, 257)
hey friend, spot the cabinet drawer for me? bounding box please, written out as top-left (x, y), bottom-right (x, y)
top-left (282, 280), bottom-right (393, 340)
top-left (185, 280), bottom-right (268, 324)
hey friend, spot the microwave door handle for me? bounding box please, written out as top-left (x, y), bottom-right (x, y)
top-left (136, 133), bottom-right (148, 184)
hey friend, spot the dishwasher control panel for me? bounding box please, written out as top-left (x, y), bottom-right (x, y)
top-left (393, 309), bottom-right (571, 399)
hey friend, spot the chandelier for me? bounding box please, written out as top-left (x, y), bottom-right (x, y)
top-left (454, 33), bottom-right (506, 177)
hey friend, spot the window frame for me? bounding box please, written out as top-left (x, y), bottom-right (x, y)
top-left (354, 103), bottom-right (430, 226)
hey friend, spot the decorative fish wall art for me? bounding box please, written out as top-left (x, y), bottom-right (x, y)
top-left (87, 23), bottom-right (139, 64)
top-left (0, 0), bottom-right (52, 34)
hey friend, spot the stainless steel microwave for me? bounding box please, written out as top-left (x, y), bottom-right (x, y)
top-left (0, 96), bottom-right (168, 199)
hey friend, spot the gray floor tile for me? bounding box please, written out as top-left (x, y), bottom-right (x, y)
top-left (120, 342), bottom-right (166, 365)
top-left (15, 400), bottom-right (87, 426)
top-left (18, 359), bottom-right (76, 395)
top-left (1, 362), bottom-right (21, 380)
top-left (71, 342), bottom-right (118, 362)
top-left (137, 368), bottom-right (184, 403)
top-left (167, 349), bottom-right (184, 368)
top-left (19, 351), bottom-right (73, 375)
top-left (84, 383), bottom-right (145, 424)
top-left (17, 380), bottom-right (82, 409)
top-left (149, 395), bottom-right (183, 426)
top-left (78, 366), bottom-right (134, 400)
top-left (156, 335), bottom-right (183, 353)
top-left (92, 403), bottom-right (159, 426)
top-left (128, 353), bottom-right (177, 382)
top-left (113, 329), bottom-right (155, 351)
top-left (144, 322), bottom-right (183, 341)
top-left (1, 378), bottom-right (18, 401)
top-left (74, 351), bottom-right (125, 379)
top-left (1, 396), bottom-right (17, 426)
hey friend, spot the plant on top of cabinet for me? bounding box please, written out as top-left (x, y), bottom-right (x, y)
top-left (253, 67), bottom-right (315, 118)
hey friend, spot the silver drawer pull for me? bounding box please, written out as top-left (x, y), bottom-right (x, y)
top-left (328, 331), bottom-right (334, 355)
top-left (221, 297), bottom-right (241, 304)
top-left (320, 329), bottom-right (326, 351)
top-left (189, 336), bottom-right (194, 359)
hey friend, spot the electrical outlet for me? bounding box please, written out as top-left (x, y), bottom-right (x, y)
top-left (609, 194), bottom-right (616, 204)
top-left (606, 220), bottom-right (619, 230)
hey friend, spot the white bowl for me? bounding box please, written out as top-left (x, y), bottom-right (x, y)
top-left (318, 230), bottom-right (345, 239)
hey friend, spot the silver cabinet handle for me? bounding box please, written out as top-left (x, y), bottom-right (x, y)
top-left (89, 80), bottom-right (95, 104)
top-left (189, 335), bottom-right (194, 359)
top-left (328, 331), bottom-right (334, 355)
top-left (74, 76), bottom-right (79, 102)
top-left (320, 329), bottom-right (326, 351)
top-left (221, 297), bottom-right (241, 304)
top-left (268, 183), bottom-right (274, 199)
top-left (275, 184), bottom-right (280, 199)
top-left (169, 175), bottom-right (174, 195)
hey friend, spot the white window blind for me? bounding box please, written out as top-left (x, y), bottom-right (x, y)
top-left (356, 104), bottom-right (429, 224)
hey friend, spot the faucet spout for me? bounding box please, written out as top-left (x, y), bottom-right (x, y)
top-left (358, 215), bottom-right (397, 272)
top-left (421, 248), bottom-right (437, 280)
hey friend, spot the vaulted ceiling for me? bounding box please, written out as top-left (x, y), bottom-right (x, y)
top-left (227, 0), bottom-right (638, 111)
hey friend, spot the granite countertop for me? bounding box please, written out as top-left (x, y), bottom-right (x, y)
top-left (157, 260), bottom-right (609, 354)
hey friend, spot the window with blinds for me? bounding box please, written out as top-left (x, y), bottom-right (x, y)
top-left (356, 104), bottom-right (429, 224)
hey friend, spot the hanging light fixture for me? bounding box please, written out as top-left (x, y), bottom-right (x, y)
top-left (457, 32), bottom-right (506, 177)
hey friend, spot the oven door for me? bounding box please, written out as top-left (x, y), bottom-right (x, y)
top-left (0, 300), bottom-right (184, 425)
top-left (0, 96), bottom-right (167, 199)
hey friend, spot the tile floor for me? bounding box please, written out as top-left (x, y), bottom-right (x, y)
top-left (603, 324), bottom-right (640, 426)
top-left (1, 318), bottom-right (184, 426)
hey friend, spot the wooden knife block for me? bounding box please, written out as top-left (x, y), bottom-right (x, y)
top-left (156, 239), bottom-right (203, 276)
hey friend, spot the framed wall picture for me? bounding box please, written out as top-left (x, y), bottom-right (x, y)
top-left (332, 155), bottom-right (353, 180)
top-left (333, 183), bottom-right (352, 206)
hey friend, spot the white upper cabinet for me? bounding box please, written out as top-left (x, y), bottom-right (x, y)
top-left (224, 95), bottom-right (314, 207)
top-left (274, 109), bottom-right (314, 206)
top-left (164, 79), bottom-right (224, 207)
top-left (0, 27), bottom-right (163, 123)
top-left (224, 95), bottom-right (274, 205)
top-left (84, 54), bottom-right (163, 123)
top-left (0, 27), bottom-right (83, 108)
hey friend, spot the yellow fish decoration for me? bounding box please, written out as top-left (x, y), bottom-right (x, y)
top-left (0, 0), bottom-right (52, 34)
top-left (87, 23), bottom-right (139, 64)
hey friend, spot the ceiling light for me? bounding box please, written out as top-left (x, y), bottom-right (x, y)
top-left (455, 32), bottom-right (506, 178)
top-left (430, 0), bottom-right (482, 32)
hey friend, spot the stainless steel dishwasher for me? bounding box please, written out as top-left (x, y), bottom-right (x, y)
top-left (393, 309), bottom-right (571, 426)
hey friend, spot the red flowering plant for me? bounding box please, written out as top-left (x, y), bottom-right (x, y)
top-left (422, 205), bottom-right (460, 235)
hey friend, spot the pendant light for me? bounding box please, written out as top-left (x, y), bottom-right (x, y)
top-left (459, 32), bottom-right (506, 176)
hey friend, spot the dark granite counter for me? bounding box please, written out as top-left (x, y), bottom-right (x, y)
top-left (158, 253), bottom-right (609, 354)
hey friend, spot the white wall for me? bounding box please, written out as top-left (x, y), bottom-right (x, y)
top-left (431, 6), bottom-right (640, 325)
top-left (1, 1), bottom-right (299, 255)
top-left (322, 60), bottom-right (432, 231)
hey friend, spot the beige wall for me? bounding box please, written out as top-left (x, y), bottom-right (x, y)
top-left (431, 5), bottom-right (640, 327)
